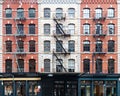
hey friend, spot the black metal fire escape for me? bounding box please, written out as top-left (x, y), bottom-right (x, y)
top-left (92, 13), bottom-right (106, 73)
top-left (14, 11), bottom-right (26, 72)
top-left (53, 15), bottom-right (70, 72)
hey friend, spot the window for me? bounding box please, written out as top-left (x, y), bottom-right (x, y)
top-left (68, 24), bottom-right (75, 35)
top-left (68, 40), bottom-right (75, 52)
top-left (56, 23), bottom-right (63, 34)
top-left (95, 8), bottom-right (102, 18)
top-left (68, 8), bottom-right (75, 18)
top-left (56, 59), bottom-right (63, 72)
top-left (83, 40), bottom-right (90, 52)
top-left (44, 24), bottom-right (50, 34)
top-left (107, 8), bottom-right (114, 18)
top-left (6, 40), bottom-right (12, 52)
top-left (44, 59), bottom-right (50, 72)
top-left (5, 8), bottom-right (12, 18)
top-left (56, 8), bottom-right (63, 19)
top-left (83, 24), bottom-right (90, 34)
top-left (44, 8), bottom-right (50, 18)
top-left (5, 59), bottom-right (12, 73)
top-left (44, 41), bottom-right (50, 52)
top-left (68, 59), bottom-right (75, 72)
top-left (6, 24), bottom-right (12, 34)
top-left (83, 59), bottom-right (90, 72)
top-left (108, 40), bottom-right (115, 52)
top-left (56, 40), bottom-right (63, 52)
top-left (95, 23), bottom-right (102, 34)
top-left (17, 40), bottom-right (24, 52)
top-left (17, 8), bottom-right (24, 18)
top-left (83, 8), bottom-right (90, 18)
top-left (108, 24), bottom-right (115, 34)
top-left (29, 59), bottom-right (36, 72)
top-left (96, 59), bottom-right (102, 73)
top-left (108, 59), bottom-right (114, 73)
top-left (29, 40), bottom-right (35, 52)
top-left (17, 59), bottom-right (24, 72)
top-left (96, 40), bottom-right (102, 52)
top-left (17, 24), bottom-right (24, 34)
top-left (29, 8), bottom-right (35, 18)
top-left (29, 24), bottom-right (35, 34)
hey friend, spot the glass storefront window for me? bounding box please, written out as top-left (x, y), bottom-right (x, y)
top-left (4, 82), bottom-right (13, 96)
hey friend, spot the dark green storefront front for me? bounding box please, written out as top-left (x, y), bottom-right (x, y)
top-left (0, 73), bottom-right (120, 96)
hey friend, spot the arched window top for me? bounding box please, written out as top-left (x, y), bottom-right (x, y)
top-left (83, 40), bottom-right (90, 44)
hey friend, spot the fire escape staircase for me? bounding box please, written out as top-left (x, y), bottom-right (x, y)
top-left (53, 18), bottom-right (70, 72)
top-left (14, 15), bottom-right (26, 72)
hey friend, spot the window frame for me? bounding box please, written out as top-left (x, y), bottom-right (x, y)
top-left (83, 24), bottom-right (90, 34)
top-left (68, 23), bottom-right (75, 35)
top-left (108, 59), bottom-right (114, 73)
top-left (29, 40), bottom-right (36, 52)
top-left (96, 59), bottom-right (102, 73)
top-left (108, 23), bottom-right (115, 35)
top-left (83, 59), bottom-right (90, 73)
top-left (108, 40), bottom-right (115, 52)
top-left (29, 59), bottom-right (36, 72)
top-left (44, 59), bottom-right (50, 72)
top-left (5, 40), bottom-right (12, 52)
top-left (5, 59), bottom-right (12, 73)
top-left (6, 24), bottom-right (12, 34)
top-left (68, 40), bottom-right (75, 52)
top-left (68, 59), bottom-right (75, 72)
top-left (44, 40), bottom-right (50, 52)
top-left (29, 24), bottom-right (35, 34)
top-left (83, 8), bottom-right (90, 18)
top-left (5, 8), bottom-right (12, 18)
top-left (29, 8), bottom-right (35, 18)
top-left (83, 40), bottom-right (90, 52)
top-left (44, 24), bottom-right (50, 35)
top-left (68, 8), bottom-right (75, 18)
top-left (17, 8), bottom-right (24, 18)
top-left (107, 8), bottom-right (114, 18)
top-left (95, 8), bottom-right (102, 18)
top-left (44, 8), bottom-right (50, 18)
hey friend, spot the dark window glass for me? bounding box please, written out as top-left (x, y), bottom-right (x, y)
top-left (5, 8), bottom-right (12, 18)
top-left (29, 59), bottom-right (36, 72)
top-left (17, 59), bottom-right (24, 72)
top-left (83, 59), bottom-right (90, 72)
top-left (56, 40), bottom-right (63, 52)
top-left (29, 8), bottom-right (35, 18)
top-left (17, 24), bottom-right (24, 34)
top-left (6, 40), bottom-right (12, 52)
top-left (29, 40), bottom-right (35, 52)
top-left (83, 40), bottom-right (90, 52)
top-left (96, 59), bottom-right (102, 73)
top-left (6, 24), bottom-right (12, 34)
top-left (5, 59), bottom-right (12, 73)
top-left (108, 59), bottom-right (114, 73)
top-left (44, 24), bottom-right (50, 34)
top-left (44, 41), bottom-right (50, 52)
top-left (17, 8), bottom-right (24, 18)
top-left (95, 23), bottom-right (102, 34)
top-left (29, 24), bottom-right (35, 34)
top-left (44, 8), bottom-right (50, 18)
top-left (56, 59), bottom-right (63, 72)
top-left (44, 59), bottom-right (50, 72)
top-left (17, 40), bottom-right (24, 52)
top-left (108, 40), bottom-right (115, 52)
top-left (108, 24), bottom-right (115, 34)
top-left (68, 40), bottom-right (75, 52)
top-left (96, 40), bottom-right (102, 52)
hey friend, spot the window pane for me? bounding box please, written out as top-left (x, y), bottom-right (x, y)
top-left (29, 8), bottom-right (35, 18)
top-left (56, 24), bottom-right (63, 34)
top-left (83, 24), bottom-right (90, 34)
top-left (83, 8), bottom-right (90, 18)
top-left (44, 41), bottom-right (50, 52)
top-left (68, 59), bottom-right (75, 72)
top-left (5, 8), bottom-right (12, 18)
top-left (17, 59), bottom-right (24, 72)
top-left (95, 8), bottom-right (102, 18)
top-left (68, 40), bottom-right (75, 52)
top-left (29, 59), bottom-right (36, 72)
top-left (29, 40), bottom-right (35, 52)
top-left (17, 8), bottom-right (24, 18)
top-left (108, 59), bottom-right (114, 73)
top-left (108, 40), bottom-right (114, 52)
top-left (44, 24), bottom-right (50, 34)
top-left (56, 40), bottom-right (63, 52)
top-left (6, 24), bottom-right (12, 34)
top-left (6, 40), bottom-right (12, 52)
top-left (17, 24), bottom-right (24, 34)
top-left (96, 40), bottom-right (102, 52)
top-left (44, 59), bottom-right (50, 72)
top-left (29, 24), bottom-right (35, 34)
top-left (96, 59), bottom-right (102, 73)
top-left (83, 59), bottom-right (90, 72)
top-left (56, 59), bottom-right (63, 72)
top-left (5, 59), bottom-right (12, 73)
top-left (83, 40), bottom-right (90, 52)
top-left (17, 40), bottom-right (24, 52)
top-left (68, 24), bottom-right (75, 35)
top-left (44, 8), bottom-right (50, 18)
top-left (108, 8), bottom-right (114, 18)
top-left (108, 24), bottom-right (114, 34)
top-left (96, 24), bottom-right (102, 34)
top-left (56, 8), bottom-right (63, 19)
top-left (68, 8), bottom-right (75, 18)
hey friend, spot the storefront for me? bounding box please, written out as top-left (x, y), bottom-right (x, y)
top-left (79, 74), bottom-right (119, 96)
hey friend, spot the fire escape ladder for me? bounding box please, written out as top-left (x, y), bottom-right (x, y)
top-left (54, 19), bottom-right (67, 36)
top-left (54, 36), bottom-right (68, 54)
top-left (53, 52), bottom-right (67, 72)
